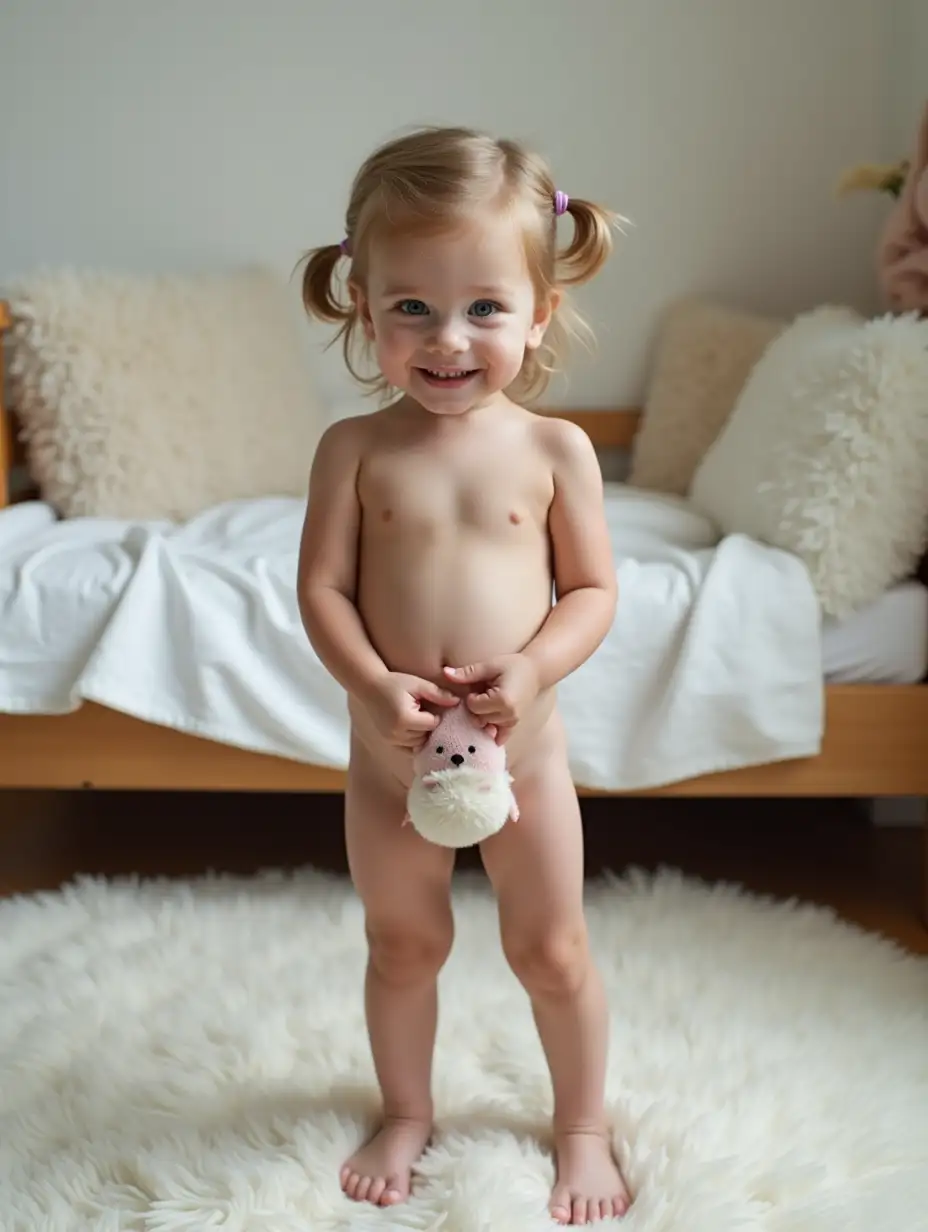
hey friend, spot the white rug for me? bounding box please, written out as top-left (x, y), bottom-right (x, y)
top-left (1, 868), bottom-right (926, 1232)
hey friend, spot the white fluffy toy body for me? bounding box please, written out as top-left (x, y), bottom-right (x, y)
top-left (404, 705), bottom-right (519, 848)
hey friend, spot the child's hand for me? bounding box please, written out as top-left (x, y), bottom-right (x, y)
top-left (443, 655), bottom-right (540, 744)
top-left (361, 672), bottom-right (459, 751)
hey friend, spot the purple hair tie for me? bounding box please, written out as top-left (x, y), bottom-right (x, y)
top-left (339, 238), bottom-right (351, 256)
top-left (554, 190), bottom-right (569, 216)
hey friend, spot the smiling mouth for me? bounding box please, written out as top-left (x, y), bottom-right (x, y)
top-left (418, 367), bottom-right (479, 385)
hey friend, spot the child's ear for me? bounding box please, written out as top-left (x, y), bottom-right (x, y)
top-left (350, 281), bottom-right (376, 341)
top-left (525, 289), bottom-right (561, 351)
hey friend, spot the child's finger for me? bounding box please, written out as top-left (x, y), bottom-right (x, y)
top-left (444, 662), bottom-right (497, 686)
top-left (406, 708), bottom-right (440, 732)
top-left (415, 679), bottom-right (460, 707)
top-left (465, 691), bottom-right (496, 715)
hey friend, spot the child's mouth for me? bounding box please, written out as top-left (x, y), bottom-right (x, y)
top-left (418, 367), bottom-right (479, 389)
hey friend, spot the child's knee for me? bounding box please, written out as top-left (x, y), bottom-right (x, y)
top-left (503, 922), bottom-right (589, 997)
top-left (367, 917), bottom-right (453, 987)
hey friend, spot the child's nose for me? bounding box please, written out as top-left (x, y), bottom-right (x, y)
top-left (429, 318), bottom-right (467, 352)
top-left (450, 754), bottom-right (465, 766)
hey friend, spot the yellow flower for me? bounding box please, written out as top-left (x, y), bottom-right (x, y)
top-left (836, 160), bottom-right (909, 198)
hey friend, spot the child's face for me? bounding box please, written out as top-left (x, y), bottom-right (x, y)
top-left (355, 210), bottom-right (556, 414)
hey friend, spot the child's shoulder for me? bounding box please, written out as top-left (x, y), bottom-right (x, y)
top-left (524, 409), bottom-right (597, 466)
top-left (315, 406), bottom-right (397, 455)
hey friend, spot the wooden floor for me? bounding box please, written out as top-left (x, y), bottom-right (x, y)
top-left (1, 791), bottom-right (925, 955)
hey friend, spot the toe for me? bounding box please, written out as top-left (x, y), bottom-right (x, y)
top-left (354, 1175), bottom-right (372, 1203)
top-left (368, 1178), bottom-right (387, 1205)
top-left (613, 1193), bottom-right (629, 1218)
top-left (550, 1185), bottom-right (571, 1224)
top-left (344, 1171), bottom-right (360, 1200)
top-left (571, 1197), bottom-right (587, 1225)
top-left (339, 1165), bottom-right (350, 1190)
top-left (383, 1186), bottom-right (404, 1206)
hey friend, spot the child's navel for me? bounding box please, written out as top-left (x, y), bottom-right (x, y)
top-left (382, 508), bottom-right (393, 522)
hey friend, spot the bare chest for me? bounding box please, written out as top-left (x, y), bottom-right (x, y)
top-left (358, 446), bottom-right (553, 539)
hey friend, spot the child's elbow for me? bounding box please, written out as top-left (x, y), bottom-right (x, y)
top-left (596, 571), bottom-right (618, 612)
top-left (602, 577), bottom-right (619, 628)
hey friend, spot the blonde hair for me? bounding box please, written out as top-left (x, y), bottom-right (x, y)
top-left (300, 126), bottom-right (622, 403)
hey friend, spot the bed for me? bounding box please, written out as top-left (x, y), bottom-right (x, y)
top-left (1, 297), bottom-right (926, 892)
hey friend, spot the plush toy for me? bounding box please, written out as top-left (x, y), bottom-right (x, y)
top-left (404, 704), bottom-right (519, 848)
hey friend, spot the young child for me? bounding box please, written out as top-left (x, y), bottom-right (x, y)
top-left (297, 126), bottom-right (628, 1226)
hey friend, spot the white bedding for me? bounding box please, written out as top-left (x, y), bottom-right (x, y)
top-left (822, 581), bottom-right (928, 684)
top-left (0, 502), bottom-right (138, 713)
top-left (0, 486), bottom-right (836, 790)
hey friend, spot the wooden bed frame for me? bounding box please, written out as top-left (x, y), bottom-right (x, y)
top-left (1, 298), bottom-right (926, 907)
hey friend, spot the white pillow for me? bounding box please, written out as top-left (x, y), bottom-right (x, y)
top-left (6, 266), bottom-right (323, 521)
top-left (689, 306), bottom-right (928, 617)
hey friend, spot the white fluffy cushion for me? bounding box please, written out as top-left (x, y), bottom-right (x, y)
top-left (6, 266), bottom-right (323, 520)
top-left (690, 306), bottom-right (928, 617)
top-left (629, 298), bottom-right (783, 495)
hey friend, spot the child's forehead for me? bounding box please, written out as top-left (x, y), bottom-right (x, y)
top-left (366, 211), bottom-right (530, 291)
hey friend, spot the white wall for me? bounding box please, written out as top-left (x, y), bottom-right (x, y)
top-left (0, 0), bottom-right (888, 413)
top-left (884, 0), bottom-right (928, 154)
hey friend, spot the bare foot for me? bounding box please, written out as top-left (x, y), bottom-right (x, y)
top-left (340, 1116), bottom-right (432, 1207)
top-left (550, 1130), bottom-right (631, 1225)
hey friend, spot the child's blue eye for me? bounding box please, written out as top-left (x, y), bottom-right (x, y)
top-left (470, 300), bottom-right (499, 318)
top-left (397, 299), bottom-right (429, 316)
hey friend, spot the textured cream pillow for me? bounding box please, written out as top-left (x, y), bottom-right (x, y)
top-left (690, 306), bottom-right (928, 617)
top-left (630, 298), bottom-right (783, 495)
top-left (6, 266), bottom-right (323, 520)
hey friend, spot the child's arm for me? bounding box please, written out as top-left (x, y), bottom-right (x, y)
top-left (297, 418), bottom-right (389, 698)
top-left (445, 419), bottom-right (616, 735)
top-left (521, 417), bottom-right (618, 688)
top-left (298, 418), bottom-right (458, 747)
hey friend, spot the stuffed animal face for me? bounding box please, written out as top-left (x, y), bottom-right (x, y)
top-left (414, 705), bottom-right (505, 779)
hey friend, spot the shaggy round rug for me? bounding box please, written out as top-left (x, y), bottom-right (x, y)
top-left (1, 868), bottom-right (926, 1231)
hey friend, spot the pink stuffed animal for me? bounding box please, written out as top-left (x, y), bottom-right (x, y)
top-left (404, 704), bottom-right (519, 848)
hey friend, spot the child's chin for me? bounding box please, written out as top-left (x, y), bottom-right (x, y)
top-left (418, 388), bottom-right (502, 417)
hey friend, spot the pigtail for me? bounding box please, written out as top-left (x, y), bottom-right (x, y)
top-left (558, 199), bottom-right (624, 286)
top-left (299, 244), bottom-right (352, 324)
top-left (518, 196), bottom-right (626, 403)
top-left (297, 241), bottom-right (383, 396)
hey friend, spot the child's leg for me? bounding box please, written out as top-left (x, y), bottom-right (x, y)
top-left (341, 737), bottom-right (456, 1207)
top-left (480, 719), bottom-right (630, 1226)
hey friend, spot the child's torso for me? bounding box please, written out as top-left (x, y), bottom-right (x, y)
top-left (355, 408), bottom-right (555, 686)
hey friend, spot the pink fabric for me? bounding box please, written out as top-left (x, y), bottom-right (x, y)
top-left (413, 705), bottom-right (503, 781)
top-left (879, 101), bottom-right (928, 313)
